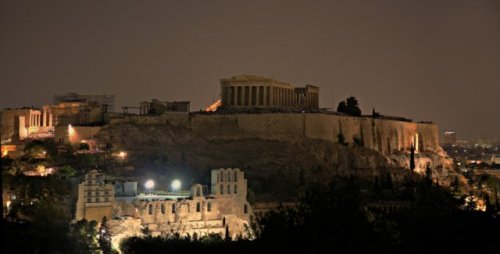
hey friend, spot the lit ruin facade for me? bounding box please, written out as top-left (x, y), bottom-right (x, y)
top-left (220, 75), bottom-right (319, 111)
top-left (75, 168), bottom-right (254, 247)
top-left (1, 101), bottom-right (107, 143)
top-left (0, 107), bottom-right (53, 142)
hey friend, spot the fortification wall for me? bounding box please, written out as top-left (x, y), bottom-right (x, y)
top-left (111, 113), bottom-right (441, 154)
top-left (187, 114), bottom-right (441, 154)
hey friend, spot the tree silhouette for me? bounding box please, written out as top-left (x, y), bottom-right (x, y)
top-left (337, 96), bottom-right (362, 116)
top-left (224, 225), bottom-right (230, 241)
top-left (99, 216), bottom-right (113, 253)
top-left (410, 144), bottom-right (415, 175)
top-left (148, 99), bottom-right (167, 115)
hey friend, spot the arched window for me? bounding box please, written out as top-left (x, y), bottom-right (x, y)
top-left (227, 184), bottom-right (231, 194)
top-left (228, 172), bottom-right (232, 182)
top-left (244, 204), bottom-right (248, 214)
top-left (207, 202), bottom-right (212, 212)
top-left (196, 202), bottom-right (201, 212)
top-left (196, 186), bottom-right (201, 197)
top-left (222, 217), bottom-right (226, 226)
top-left (161, 204), bottom-right (165, 214)
top-left (234, 171), bottom-right (238, 182)
top-left (220, 184), bottom-right (224, 194)
top-left (148, 204), bottom-right (153, 215)
top-left (171, 203), bottom-right (176, 213)
top-left (234, 184), bottom-right (237, 194)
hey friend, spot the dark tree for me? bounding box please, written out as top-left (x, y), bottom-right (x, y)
top-left (224, 225), bottom-right (230, 241)
top-left (345, 96), bottom-right (362, 116)
top-left (495, 186), bottom-right (499, 211)
top-left (410, 144), bottom-right (415, 174)
top-left (373, 176), bottom-right (381, 194)
top-left (79, 142), bottom-right (90, 150)
top-left (385, 172), bottom-right (394, 190)
top-left (148, 99), bottom-right (167, 115)
top-left (298, 168), bottom-right (306, 186)
top-left (337, 101), bottom-right (347, 113)
top-left (99, 216), bottom-right (113, 253)
top-left (337, 96), bottom-right (362, 116)
top-left (425, 164), bottom-right (433, 187)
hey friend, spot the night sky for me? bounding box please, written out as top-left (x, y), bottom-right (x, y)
top-left (1, 0), bottom-right (499, 140)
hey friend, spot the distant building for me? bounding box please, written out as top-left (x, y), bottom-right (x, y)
top-left (75, 170), bottom-right (115, 222)
top-left (220, 75), bottom-right (319, 111)
top-left (492, 154), bottom-right (500, 165)
top-left (46, 101), bottom-right (107, 126)
top-left (139, 100), bottom-right (190, 115)
top-left (474, 137), bottom-right (494, 148)
top-left (54, 92), bottom-right (116, 112)
top-left (443, 131), bottom-right (457, 146)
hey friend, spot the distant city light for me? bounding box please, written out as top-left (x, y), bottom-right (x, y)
top-left (171, 179), bottom-right (182, 191)
top-left (144, 180), bottom-right (155, 190)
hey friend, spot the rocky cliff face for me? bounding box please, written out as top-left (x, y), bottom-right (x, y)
top-left (96, 113), bottom-right (455, 199)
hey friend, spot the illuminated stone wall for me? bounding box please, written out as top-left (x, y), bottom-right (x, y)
top-left (188, 113), bottom-right (441, 154)
top-left (107, 113), bottom-right (441, 155)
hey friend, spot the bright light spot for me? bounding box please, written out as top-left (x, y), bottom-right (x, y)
top-left (6, 201), bottom-right (11, 208)
top-left (68, 124), bottom-right (75, 136)
top-left (144, 180), bottom-right (155, 190)
top-left (171, 179), bottom-right (182, 191)
top-left (118, 151), bottom-right (127, 159)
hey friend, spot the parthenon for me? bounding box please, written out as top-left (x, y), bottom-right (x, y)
top-left (220, 75), bottom-right (319, 111)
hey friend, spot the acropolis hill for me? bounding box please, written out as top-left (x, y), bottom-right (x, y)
top-left (95, 112), bottom-right (454, 197)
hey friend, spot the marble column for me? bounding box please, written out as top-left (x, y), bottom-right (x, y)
top-left (43, 110), bottom-right (47, 126)
top-left (48, 112), bottom-right (53, 127)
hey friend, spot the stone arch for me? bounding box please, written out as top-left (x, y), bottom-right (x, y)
top-left (196, 185), bottom-right (202, 197)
